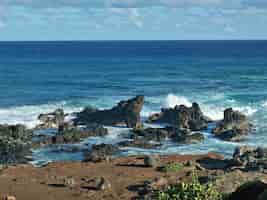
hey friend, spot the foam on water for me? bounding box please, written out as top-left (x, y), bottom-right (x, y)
top-left (1, 93), bottom-right (267, 166)
top-left (0, 101), bottom-right (83, 128)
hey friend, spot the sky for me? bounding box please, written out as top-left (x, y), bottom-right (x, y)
top-left (0, 0), bottom-right (267, 40)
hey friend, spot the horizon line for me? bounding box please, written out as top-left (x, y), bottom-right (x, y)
top-left (1, 39), bottom-right (267, 42)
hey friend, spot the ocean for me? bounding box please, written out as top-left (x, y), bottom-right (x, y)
top-left (1, 40), bottom-right (267, 164)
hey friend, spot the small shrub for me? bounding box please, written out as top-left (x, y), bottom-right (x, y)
top-left (154, 173), bottom-right (222, 200)
top-left (161, 163), bottom-right (184, 173)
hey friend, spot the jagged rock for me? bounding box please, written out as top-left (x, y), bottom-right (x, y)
top-left (230, 146), bottom-right (267, 172)
top-left (37, 109), bottom-right (65, 129)
top-left (83, 144), bottom-right (119, 162)
top-left (227, 181), bottom-right (267, 200)
top-left (74, 96), bottom-right (144, 128)
top-left (131, 127), bottom-right (204, 144)
top-left (0, 124), bottom-right (33, 164)
top-left (51, 124), bottom-right (108, 144)
top-left (131, 128), bottom-right (171, 142)
top-left (144, 155), bottom-right (160, 168)
top-left (212, 108), bottom-right (252, 142)
top-left (147, 103), bottom-right (210, 131)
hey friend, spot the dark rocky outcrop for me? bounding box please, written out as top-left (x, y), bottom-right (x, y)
top-left (229, 146), bottom-right (267, 172)
top-left (37, 124), bottom-right (109, 145)
top-left (37, 109), bottom-right (65, 129)
top-left (131, 127), bottom-right (204, 144)
top-left (147, 103), bottom-right (210, 131)
top-left (227, 180), bottom-right (267, 200)
top-left (74, 96), bottom-right (144, 128)
top-left (212, 108), bottom-right (252, 142)
top-left (0, 124), bottom-right (33, 164)
top-left (118, 140), bottom-right (161, 149)
top-left (83, 144), bottom-right (119, 162)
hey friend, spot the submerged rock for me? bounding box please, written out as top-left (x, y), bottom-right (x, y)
top-left (212, 108), bottom-right (253, 142)
top-left (74, 95), bottom-right (144, 128)
top-left (83, 143), bottom-right (119, 162)
top-left (147, 103), bottom-right (210, 131)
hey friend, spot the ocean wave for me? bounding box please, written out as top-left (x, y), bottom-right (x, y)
top-left (0, 101), bottom-right (82, 128)
top-left (163, 94), bottom-right (191, 108)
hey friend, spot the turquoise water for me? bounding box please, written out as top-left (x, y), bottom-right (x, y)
top-left (0, 40), bottom-right (267, 164)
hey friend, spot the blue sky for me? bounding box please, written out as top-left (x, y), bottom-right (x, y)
top-left (0, 0), bottom-right (267, 40)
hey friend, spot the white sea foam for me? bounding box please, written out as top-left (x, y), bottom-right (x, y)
top-left (163, 94), bottom-right (191, 108)
top-left (0, 101), bottom-right (82, 128)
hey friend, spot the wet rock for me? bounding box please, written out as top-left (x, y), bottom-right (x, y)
top-left (147, 103), bottom-right (210, 131)
top-left (83, 144), bottom-right (119, 162)
top-left (74, 95), bottom-right (144, 128)
top-left (212, 108), bottom-right (252, 142)
top-left (52, 124), bottom-right (108, 144)
top-left (227, 181), bottom-right (267, 200)
top-left (118, 140), bottom-right (161, 149)
top-left (0, 124), bottom-right (33, 164)
top-left (144, 155), bottom-right (160, 168)
top-left (37, 109), bottom-right (65, 129)
top-left (174, 132), bottom-right (205, 144)
top-left (131, 127), bottom-right (204, 144)
top-left (131, 128), bottom-right (171, 142)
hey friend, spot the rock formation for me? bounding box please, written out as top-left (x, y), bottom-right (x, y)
top-left (74, 95), bottom-right (144, 128)
top-left (148, 103), bottom-right (210, 131)
top-left (213, 108), bottom-right (252, 142)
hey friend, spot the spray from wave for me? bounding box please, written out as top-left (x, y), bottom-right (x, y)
top-left (0, 101), bottom-right (82, 128)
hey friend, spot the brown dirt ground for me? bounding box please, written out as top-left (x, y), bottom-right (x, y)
top-left (0, 153), bottom-right (223, 200)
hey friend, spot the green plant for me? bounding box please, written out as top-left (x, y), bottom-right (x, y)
top-left (154, 173), bottom-right (222, 200)
top-left (161, 163), bottom-right (184, 173)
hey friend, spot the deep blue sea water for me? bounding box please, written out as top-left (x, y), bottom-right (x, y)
top-left (1, 40), bottom-right (267, 164)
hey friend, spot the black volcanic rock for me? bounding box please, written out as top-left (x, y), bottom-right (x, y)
top-left (74, 96), bottom-right (144, 128)
top-left (212, 108), bottom-right (252, 142)
top-left (147, 103), bottom-right (210, 131)
top-left (130, 127), bottom-right (204, 144)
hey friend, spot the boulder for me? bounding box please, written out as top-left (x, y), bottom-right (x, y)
top-left (37, 109), bottom-right (65, 129)
top-left (74, 96), bottom-right (144, 128)
top-left (83, 144), bottom-right (119, 162)
top-left (227, 181), bottom-right (267, 200)
top-left (212, 108), bottom-right (252, 142)
top-left (148, 103), bottom-right (210, 131)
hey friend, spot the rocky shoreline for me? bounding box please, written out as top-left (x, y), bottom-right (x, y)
top-left (0, 95), bottom-right (265, 199)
